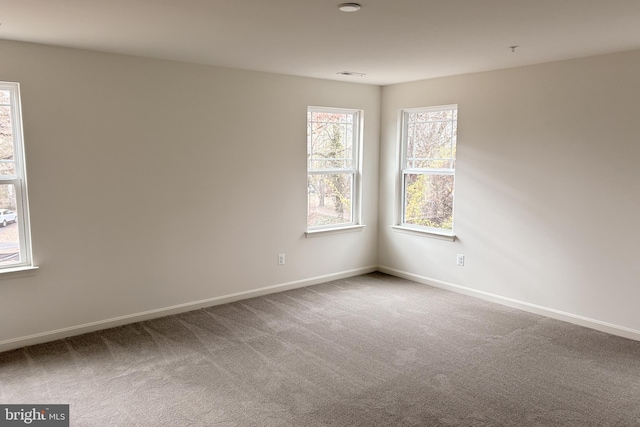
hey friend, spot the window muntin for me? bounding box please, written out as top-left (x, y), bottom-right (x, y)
top-left (0, 82), bottom-right (33, 268)
top-left (401, 105), bottom-right (457, 232)
top-left (307, 107), bottom-right (360, 230)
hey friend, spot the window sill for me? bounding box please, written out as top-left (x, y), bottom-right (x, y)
top-left (305, 225), bottom-right (366, 238)
top-left (0, 265), bottom-right (39, 279)
top-left (391, 225), bottom-right (456, 241)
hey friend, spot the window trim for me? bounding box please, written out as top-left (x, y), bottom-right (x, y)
top-left (398, 104), bottom-right (458, 235)
top-left (0, 81), bottom-right (35, 271)
top-left (306, 106), bottom-right (363, 232)
top-left (390, 225), bottom-right (456, 241)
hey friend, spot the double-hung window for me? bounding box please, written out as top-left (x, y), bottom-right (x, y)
top-left (0, 82), bottom-right (34, 270)
top-left (307, 107), bottom-right (361, 230)
top-left (400, 105), bottom-right (457, 233)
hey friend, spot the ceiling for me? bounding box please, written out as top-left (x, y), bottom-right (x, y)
top-left (1, 0), bottom-right (640, 85)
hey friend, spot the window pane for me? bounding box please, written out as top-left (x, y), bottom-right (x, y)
top-left (406, 124), bottom-right (415, 168)
top-left (0, 184), bottom-right (20, 264)
top-left (414, 109), bottom-right (454, 122)
top-left (308, 173), bottom-right (353, 227)
top-left (0, 104), bottom-right (16, 176)
top-left (406, 120), bottom-right (455, 163)
top-left (0, 90), bottom-right (10, 104)
top-left (310, 111), bottom-right (348, 124)
top-left (405, 108), bottom-right (457, 173)
top-left (403, 173), bottom-right (454, 230)
top-left (0, 82), bottom-right (32, 269)
top-left (308, 111), bottom-right (355, 171)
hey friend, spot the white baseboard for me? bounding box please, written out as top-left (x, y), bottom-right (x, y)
top-left (0, 266), bottom-right (378, 353)
top-left (378, 266), bottom-right (640, 342)
top-left (6, 264), bottom-right (636, 353)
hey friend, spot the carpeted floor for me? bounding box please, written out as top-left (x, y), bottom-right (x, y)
top-left (1, 273), bottom-right (640, 426)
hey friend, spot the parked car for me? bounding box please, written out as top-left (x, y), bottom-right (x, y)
top-left (0, 209), bottom-right (17, 227)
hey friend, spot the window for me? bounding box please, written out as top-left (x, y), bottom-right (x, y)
top-left (400, 105), bottom-right (457, 233)
top-left (307, 107), bottom-right (361, 230)
top-left (0, 82), bottom-right (34, 270)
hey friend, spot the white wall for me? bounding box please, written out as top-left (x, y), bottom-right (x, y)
top-left (0, 40), bottom-right (380, 349)
top-left (379, 50), bottom-right (640, 336)
top-left (2, 39), bottom-right (639, 350)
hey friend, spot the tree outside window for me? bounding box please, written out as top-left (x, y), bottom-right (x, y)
top-left (307, 108), bottom-right (360, 229)
top-left (401, 105), bottom-right (457, 232)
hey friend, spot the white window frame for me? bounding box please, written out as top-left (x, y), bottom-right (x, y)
top-left (397, 104), bottom-right (457, 239)
top-left (306, 106), bottom-right (363, 234)
top-left (0, 82), bottom-right (35, 271)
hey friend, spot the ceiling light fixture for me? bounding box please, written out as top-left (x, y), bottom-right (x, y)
top-left (337, 71), bottom-right (366, 77)
top-left (338, 3), bottom-right (361, 12)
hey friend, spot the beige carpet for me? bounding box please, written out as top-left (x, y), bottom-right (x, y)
top-left (1, 273), bottom-right (639, 426)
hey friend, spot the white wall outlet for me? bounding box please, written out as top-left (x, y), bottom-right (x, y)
top-left (456, 254), bottom-right (465, 266)
top-left (278, 253), bottom-right (285, 265)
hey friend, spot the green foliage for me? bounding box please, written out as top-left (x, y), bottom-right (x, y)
top-left (405, 174), bottom-right (453, 230)
top-left (403, 108), bottom-right (456, 231)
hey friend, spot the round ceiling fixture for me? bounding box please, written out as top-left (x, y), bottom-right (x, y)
top-left (338, 3), bottom-right (361, 12)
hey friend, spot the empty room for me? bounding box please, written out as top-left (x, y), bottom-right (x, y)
top-left (1, 0), bottom-right (640, 425)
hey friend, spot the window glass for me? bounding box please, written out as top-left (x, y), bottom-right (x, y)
top-left (0, 94), bottom-right (16, 177)
top-left (401, 105), bottom-right (457, 232)
top-left (0, 82), bottom-right (33, 269)
top-left (307, 107), bottom-right (361, 230)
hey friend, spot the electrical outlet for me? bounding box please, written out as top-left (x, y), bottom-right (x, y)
top-left (456, 254), bottom-right (464, 266)
top-left (278, 253), bottom-right (285, 265)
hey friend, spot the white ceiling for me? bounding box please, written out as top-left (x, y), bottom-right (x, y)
top-left (1, 0), bottom-right (640, 85)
